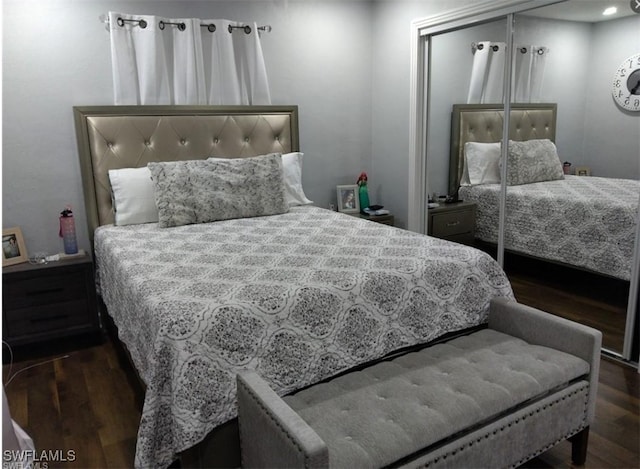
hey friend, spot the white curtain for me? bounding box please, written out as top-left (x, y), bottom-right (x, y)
top-left (467, 41), bottom-right (506, 104)
top-left (173, 18), bottom-right (207, 105)
top-left (205, 20), bottom-right (271, 105)
top-left (109, 12), bottom-right (170, 105)
top-left (467, 42), bottom-right (548, 104)
top-left (514, 46), bottom-right (548, 103)
top-left (109, 12), bottom-right (271, 105)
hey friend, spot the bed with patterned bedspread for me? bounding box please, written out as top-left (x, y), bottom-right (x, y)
top-left (94, 206), bottom-right (514, 468)
top-left (459, 175), bottom-right (639, 280)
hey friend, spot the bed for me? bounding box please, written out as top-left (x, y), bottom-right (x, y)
top-left (74, 105), bottom-right (514, 468)
top-left (450, 103), bottom-right (639, 281)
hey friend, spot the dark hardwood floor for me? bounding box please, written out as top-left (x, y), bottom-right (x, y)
top-left (3, 338), bottom-right (140, 468)
top-left (3, 333), bottom-right (639, 469)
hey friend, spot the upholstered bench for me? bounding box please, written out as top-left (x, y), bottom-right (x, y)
top-left (237, 298), bottom-right (601, 468)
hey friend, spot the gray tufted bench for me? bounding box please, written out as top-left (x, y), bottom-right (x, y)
top-left (236, 298), bottom-right (602, 468)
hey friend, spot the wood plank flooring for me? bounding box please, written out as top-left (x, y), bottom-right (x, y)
top-left (3, 334), bottom-right (639, 468)
top-left (3, 338), bottom-right (140, 468)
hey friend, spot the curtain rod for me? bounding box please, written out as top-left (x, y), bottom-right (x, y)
top-left (470, 42), bottom-right (546, 55)
top-left (99, 15), bottom-right (272, 34)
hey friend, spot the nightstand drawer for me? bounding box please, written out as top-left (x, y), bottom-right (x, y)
top-left (431, 210), bottom-right (475, 238)
top-left (3, 272), bottom-right (86, 309)
top-left (4, 300), bottom-right (90, 338)
top-left (2, 254), bottom-right (101, 352)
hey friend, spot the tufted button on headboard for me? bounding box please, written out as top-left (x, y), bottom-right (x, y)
top-left (449, 103), bottom-right (557, 195)
top-left (73, 105), bottom-right (299, 240)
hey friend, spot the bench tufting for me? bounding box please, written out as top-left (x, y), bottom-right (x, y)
top-left (237, 298), bottom-right (601, 468)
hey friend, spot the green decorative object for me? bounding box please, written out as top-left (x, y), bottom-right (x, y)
top-left (357, 172), bottom-right (369, 214)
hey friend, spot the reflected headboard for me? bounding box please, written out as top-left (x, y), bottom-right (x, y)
top-left (449, 103), bottom-right (557, 195)
top-left (73, 105), bottom-right (299, 239)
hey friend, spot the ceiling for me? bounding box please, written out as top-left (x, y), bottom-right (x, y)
top-left (521, 0), bottom-right (638, 23)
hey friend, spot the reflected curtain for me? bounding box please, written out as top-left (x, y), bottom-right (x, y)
top-left (467, 41), bottom-right (548, 104)
top-left (467, 41), bottom-right (505, 104)
top-left (514, 46), bottom-right (548, 103)
top-left (108, 12), bottom-right (271, 105)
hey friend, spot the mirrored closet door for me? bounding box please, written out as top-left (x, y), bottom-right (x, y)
top-left (504, 3), bottom-right (640, 356)
top-left (411, 0), bottom-right (640, 361)
top-left (426, 17), bottom-right (508, 257)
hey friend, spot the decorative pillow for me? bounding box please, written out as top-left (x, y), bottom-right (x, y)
top-left (148, 153), bottom-right (289, 228)
top-left (108, 167), bottom-right (159, 225)
top-left (209, 152), bottom-right (313, 206)
top-left (506, 139), bottom-right (564, 186)
top-left (461, 142), bottom-right (501, 186)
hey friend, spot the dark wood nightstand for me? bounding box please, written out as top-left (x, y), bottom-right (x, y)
top-left (428, 201), bottom-right (476, 245)
top-left (359, 213), bottom-right (394, 226)
top-left (2, 254), bottom-right (101, 353)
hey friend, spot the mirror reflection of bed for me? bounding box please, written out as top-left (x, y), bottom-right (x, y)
top-left (450, 103), bottom-right (637, 353)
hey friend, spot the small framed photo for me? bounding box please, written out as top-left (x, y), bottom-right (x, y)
top-left (574, 166), bottom-right (591, 176)
top-left (336, 184), bottom-right (360, 213)
top-left (3, 227), bottom-right (28, 266)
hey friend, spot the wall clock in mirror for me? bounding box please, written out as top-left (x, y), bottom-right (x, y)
top-left (612, 52), bottom-right (640, 111)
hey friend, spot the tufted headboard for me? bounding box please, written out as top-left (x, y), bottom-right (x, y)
top-left (449, 103), bottom-right (556, 195)
top-left (73, 105), bottom-right (299, 238)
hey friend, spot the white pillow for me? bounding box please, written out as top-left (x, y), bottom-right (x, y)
top-left (108, 167), bottom-right (159, 225)
top-left (281, 152), bottom-right (313, 206)
top-left (461, 142), bottom-right (501, 186)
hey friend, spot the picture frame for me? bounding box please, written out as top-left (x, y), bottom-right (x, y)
top-left (3, 227), bottom-right (28, 267)
top-left (336, 184), bottom-right (360, 213)
top-left (574, 166), bottom-right (591, 176)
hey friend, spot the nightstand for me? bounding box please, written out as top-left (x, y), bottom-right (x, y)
top-left (359, 213), bottom-right (394, 226)
top-left (2, 254), bottom-right (101, 352)
top-left (428, 201), bottom-right (476, 245)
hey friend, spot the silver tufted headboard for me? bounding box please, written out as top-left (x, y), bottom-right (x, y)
top-left (74, 105), bottom-right (299, 239)
top-left (449, 103), bottom-right (557, 194)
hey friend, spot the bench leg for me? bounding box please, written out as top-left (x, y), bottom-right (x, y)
top-left (569, 427), bottom-right (589, 466)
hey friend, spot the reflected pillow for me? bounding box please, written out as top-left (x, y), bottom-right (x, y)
top-left (148, 153), bottom-right (289, 228)
top-left (108, 167), bottom-right (159, 225)
top-left (461, 142), bottom-right (501, 186)
top-left (506, 139), bottom-right (564, 186)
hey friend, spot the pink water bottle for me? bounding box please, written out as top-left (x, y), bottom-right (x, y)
top-left (59, 206), bottom-right (78, 255)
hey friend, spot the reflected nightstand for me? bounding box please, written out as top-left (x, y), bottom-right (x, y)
top-left (427, 201), bottom-right (476, 245)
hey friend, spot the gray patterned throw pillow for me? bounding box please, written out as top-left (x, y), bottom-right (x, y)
top-left (506, 139), bottom-right (564, 186)
top-left (148, 153), bottom-right (289, 228)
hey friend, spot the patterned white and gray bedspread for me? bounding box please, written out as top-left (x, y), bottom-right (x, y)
top-left (94, 205), bottom-right (514, 469)
top-left (459, 175), bottom-right (639, 280)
